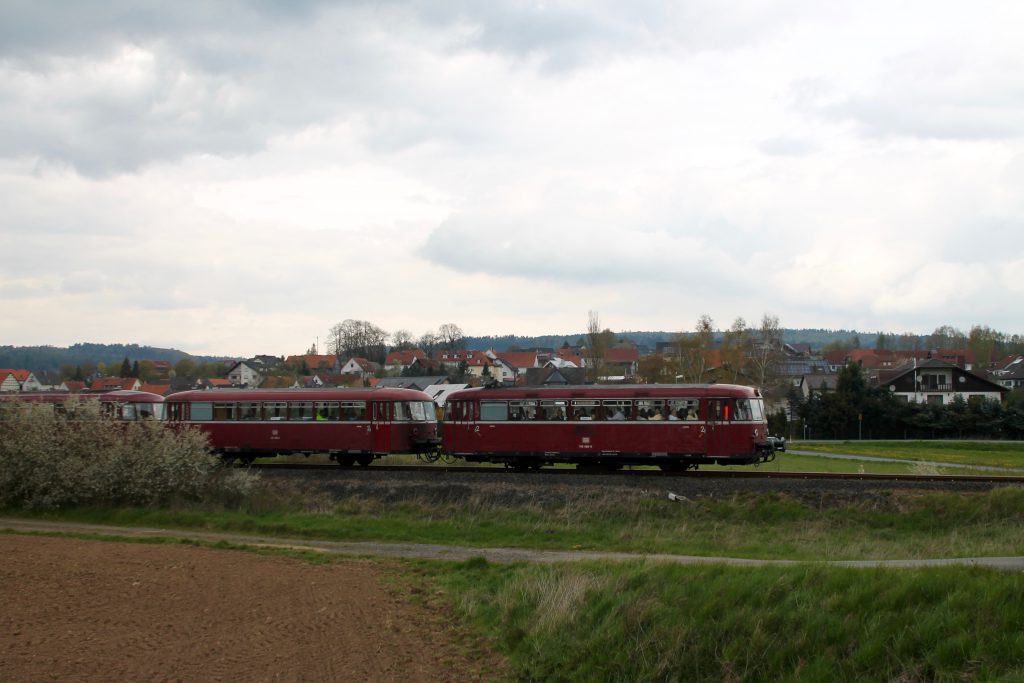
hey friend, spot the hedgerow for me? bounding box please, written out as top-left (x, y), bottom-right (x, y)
top-left (0, 397), bottom-right (256, 509)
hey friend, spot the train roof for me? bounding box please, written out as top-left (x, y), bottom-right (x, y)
top-left (165, 387), bottom-right (434, 402)
top-left (448, 384), bottom-right (762, 401)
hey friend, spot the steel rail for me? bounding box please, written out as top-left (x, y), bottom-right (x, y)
top-left (248, 462), bottom-right (1024, 484)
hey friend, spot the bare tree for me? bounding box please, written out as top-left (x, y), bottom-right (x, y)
top-left (584, 310), bottom-right (609, 383)
top-left (327, 319), bottom-right (389, 363)
top-left (675, 314), bottom-right (715, 383)
top-left (417, 331), bottom-right (440, 355)
top-left (437, 322), bottom-right (466, 350)
top-left (390, 328), bottom-right (415, 350)
top-left (719, 316), bottom-right (748, 383)
top-left (748, 313), bottom-right (782, 388)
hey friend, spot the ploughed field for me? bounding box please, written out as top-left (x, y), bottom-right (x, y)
top-left (0, 535), bottom-right (502, 682)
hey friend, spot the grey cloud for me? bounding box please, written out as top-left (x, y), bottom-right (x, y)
top-left (757, 136), bottom-right (816, 157)
top-left (420, 212), bottom-right (746, 293)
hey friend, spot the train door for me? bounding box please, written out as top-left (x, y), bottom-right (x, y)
top-left (446, 400), bottom-right (474, 453)
top-left (707, 398), bottom-right (729, 456)
top-left (371, 401), bottom-right (391, 453)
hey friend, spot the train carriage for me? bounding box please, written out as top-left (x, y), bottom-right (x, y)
top-left (443, 384), bottom-right (777, 470)
top-left (0, 390), bottom-right (166, 421)
top-left (165, 387), bottom-right (439, 465)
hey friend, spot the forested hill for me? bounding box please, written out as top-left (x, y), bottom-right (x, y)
top-left (0, 343), bottom-right (227, 374)
top-left (466, 328), bottom-right (864, 352)
top-left (4, 329), bottom-right (870, 374)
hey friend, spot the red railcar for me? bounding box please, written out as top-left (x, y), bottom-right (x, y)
top-left (165, 388), bottom-right (439, 465)
top-left (442, 384), bottom-right (778, 470)
top-left (0, 390), bottom-right (165, 420)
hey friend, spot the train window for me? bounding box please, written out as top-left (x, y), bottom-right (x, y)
top-left (265, 402), bottom-right (288, 420)
top-left (290, 402), bottom-right (314, 420)
top-left (571, 400), bottom-right (598, 420)
top-left (480, 401), bottom-right (508, 421)
top-left (239, 402), bottom-right (261, 420)
top-left (394, 402), bottom-right (413, 421)
top-left (121, 403), bottom-right (137, 420)
top-left (314, 401), bottom-right (340, 421)
top-left (190, 402), bottom-right (213, 421)
top-left (602, 400), bottom-right (632, 420)
top-left (213, 402), bottom-right (237, 420)
top-left (734, 399), bottom-right (754, 421)
top-left (340, 401), bottom-right (366, 420)
top-left (540, 400), bottom-right (568, 420)
top-left (635, 399), bottom-right (667, 421)
top-left (508, 400), bottom-right (536, 421)
top-left (167, 402), bottom-right (186, 421)
top-left (421, 401), bottom-right (438, 422)
top-left (750, 399), bottom-right (765, 420)
top-left (667, 399), bottom-right (700, 420)
top-left (373, 403), bottom-right (390, 421)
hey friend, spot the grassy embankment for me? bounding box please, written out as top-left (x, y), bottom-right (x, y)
top-left (409, 558), bottom-right (1024, 681)
top-left (7, 432), bottom-right (1024, 680)
top-left (789, 440), bottom-right (1024, 470)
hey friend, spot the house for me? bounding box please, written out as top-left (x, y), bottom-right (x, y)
top-left (139, 382), bottom-right (171, 396)
top-left (989, 355), bottom-right (1024, 390)
top-left (422, 383), bottom-right (469, 409)
top-left (90, 377), bottom-right (142, 392)
top-left (226, 361), bottom-right (264, 387)
top-left (603, 347), bottom-right (640, 380)
top-left (285, 354), bottom-right (340, 372)
top-left (430, 350), bottom-right (494, 378)
top-left (375, 376), bottom-right (449, 392)
top-left (489, 351), bottom-right (540, 385)
top-left (873, 359), bottom-right (1007, 406)
top-left (525, 366), bottom-right (588, 385)
top-left (60, 380), bottom-right (86, 393)
top-left (340, 357), bottom-right (380, 379)
top-left (259, 376), bottom-right (301, 389)
top-left (0, 369), bottom-right (43, 392)
top-left (384, 350), bottom-right (428, 373)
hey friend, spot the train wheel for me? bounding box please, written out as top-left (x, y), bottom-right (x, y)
top-left (336, 455), bottom-right (356, 467)
top-left (355, 453), bottom-right (374, 466)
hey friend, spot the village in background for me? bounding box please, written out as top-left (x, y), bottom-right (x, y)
top-left (3, 315), bottom-right (1024, 441)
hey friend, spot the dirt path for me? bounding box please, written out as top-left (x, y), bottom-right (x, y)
top-left (0, 535), bottom-right (503, 682)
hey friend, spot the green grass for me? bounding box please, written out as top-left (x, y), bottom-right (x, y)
top-left (791, 440), bottom-right (1024, 469)
top-left (415, 558), bottom-right (1024, 682)
top-left (8, 484), bottom-right (1024, 561)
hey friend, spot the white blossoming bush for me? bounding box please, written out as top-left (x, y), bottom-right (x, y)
top-left (0, 397), bottom-right (258, 509)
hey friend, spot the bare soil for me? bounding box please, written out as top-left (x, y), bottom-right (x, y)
top-left (0, 535), bottom-right (504, 682)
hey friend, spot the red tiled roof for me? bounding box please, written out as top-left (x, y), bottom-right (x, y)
top-left (0, 369), bottom-right (32, 381)
top-left (285, 354), bottom-right (338, 368)
top-left (605, 347), bottom-right (639, 363)
top-left (385, 350), bottom-right (427, 365)
top-left (495, 352), bottom-right (539, 370)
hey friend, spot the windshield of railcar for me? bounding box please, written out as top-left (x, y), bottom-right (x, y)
top-left (394, 401), bottom-right (437, 422)
top-left (734, 398), bottom-right (765, 421)
top-left (120, 402), bottom-right (165, 420)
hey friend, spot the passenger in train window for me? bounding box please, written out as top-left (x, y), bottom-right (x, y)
top-left (609, 407), bottom-right (626, 420)
top-left (669, 410), bottom-right (681, 420)
top-left (649, 408), bottom-right (664, 421)
top-left (686, 406), bottom-right (699, 419)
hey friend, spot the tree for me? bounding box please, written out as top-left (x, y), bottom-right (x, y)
top-left (119, 357), bottom-right (132, 378)
top-left (327, 319), bottom-right (388, 363)
top-left (175, 358), bottom-right (197, 378)
top-left (748, 313), bottom-right (782, 388)
top-left (928, 325), bottom-right (966, 349)
top-left (390, 329), bottom-right (415, 350)
top-left (719, 317), bottom-right (748, 383)
top-left (585, 310), bottom-right (608, 383)
top-left (437, 323), bottom-right (465, 351)
top-left (675, 315), bottom-right (715, 384)
top-left (968, 325), bottom-right (998, 368)
top-left (418, 331), bottom-right (439, 355)
top-left (130, 360), bottom-right (140, 378)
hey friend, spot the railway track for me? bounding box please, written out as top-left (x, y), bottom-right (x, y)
top-left (249, 462), bottom-right (1024, 484)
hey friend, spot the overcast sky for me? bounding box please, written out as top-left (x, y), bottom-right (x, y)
top-left (2, 1), bottom-right (1022, 356)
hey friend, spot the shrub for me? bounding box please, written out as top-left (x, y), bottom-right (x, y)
top-left (0, 396), bottom-right (256, 509)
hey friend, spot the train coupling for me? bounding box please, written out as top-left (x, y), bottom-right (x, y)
top-left (767, 435), bottom-right (786, 452)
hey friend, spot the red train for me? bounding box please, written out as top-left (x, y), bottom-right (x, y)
top-left (164, 387), bottom-right (440, 465)
top-left (0, 390), bottom-right (166, 420)
top-left (442, 384), bottom-right (780, 470)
